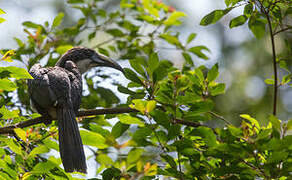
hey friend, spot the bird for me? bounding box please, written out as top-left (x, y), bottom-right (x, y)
top-left (27, 47), bottom-right (123, 173)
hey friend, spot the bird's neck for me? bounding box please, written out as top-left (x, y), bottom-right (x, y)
top-left (56, 58), bottom-right (92, 74)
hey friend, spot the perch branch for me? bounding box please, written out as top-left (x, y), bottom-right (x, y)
top-left (0, 107), bottom-right (214, 135)
top-left (0, 107), bottom-right (138, 134)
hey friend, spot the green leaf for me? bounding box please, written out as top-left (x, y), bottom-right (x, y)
top-left (248, 14), bottom-right (266, 39)
top-left (0, 66), bottom-right (33, 79)
top-left (1, 49), bottom-right (15, 62)
top-left (130, 99), bottom-right (147, 114)
top-left (133, 127), bottom-right (152, 146)
top-left (189, 100), bottom-right (214, 115)
top-left (118, 85), bottom-right (136, 95)
top-left (129, 58), bottom-right (147, 78)
top-left (282, 74), bottom-right (292, 85)
top-left (111, 122), bottom-right (129, 138)
top-left (56, 45), bottom-right (73, 54)
top-left (106, 28), bottom-right (125, 37)
top-left (229, 15), bottom-right (247, 28)
top-left (0, 106), bottom-right (19, 119)
top-left (228, 125), bottom-right (242, 137)
top-left (124, 68), bottom-right (143, 85)
top-left (7, 139), bottom-right (22, 155)
top-left (244, 3), bottom-right (253, 16)
top-left (102, 167), bottom-right (121, 180)
top-left (43, 138), bottom-right (59, 151)
top-left (207, 64), bottom-right (219, 82)
top-left (80, 130), bottom-right (108, 149)
top-left (164, 11), bottom-right (187, 26)
top-left (195, 67), bottom-right (204, 83)
top-left (67, 0), bottom-right (84, 3)
top-left (187, 33), bottom-right (197, 44)
top-left (269, 115), bottom-right (281, 132)
top-left (0, 79), bottom-right (17, 91)
top-left (267, 151), bottom-right (289, 164)
top-left (287, 119), bottom-right (292, 131)
top-left (98, 48), bottom-right (109, 57)
top-left (240, 114), bottom-right (260, 129)
top-left (149, 52), bottom-right (159, 73)
top-left (150, 110), bottom-right (170, 129)
top-left (146, 100), bottom-right (156, 113)
top-left (52, 12), bottom-right (64, 28)
top-left (97, 154), bottom-right (113, 166)
top-left (32, 161), bottom-right (57, 172)
top-left (118, 114), bottom-right (145, 127)
top-left (0, 9), bottom-right (5, 14)
top-left (14, 128), bottom-right (26, 142)
top-left (188, 46), bottom-right (210, 60)
top-left (22, 21), bottom-right (41, 29)
top-left (0, 17), bottom-right (5, 23)
top-left (193, 127), bottom-right (217, 147)
top-left (182, 52), bottom-right (193, 66)
top-left (209, 83), bottom-right (225, 96)
top-left (161, 154), bottom-right (177, 169)
top-left (159, 33), bottom-right (183, 48)
top-left (29, 145), bottom-right (49, 158)
top-left (200, 8), bottom-right (232, 26)
top-left (265, 78), bottom-right (274, 85)
top-left (127, 148), bottom-right (144, 165)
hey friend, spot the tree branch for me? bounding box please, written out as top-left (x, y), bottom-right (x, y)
top-left (0, 108), bottom-right (213, 135)
top-left (0, 107), bottom-right (138, 134)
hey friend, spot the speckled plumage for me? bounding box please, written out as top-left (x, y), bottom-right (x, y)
top-left (28, 60), bottom-right (86, 173)
top-left (28, 47), bottom-right (123, 173)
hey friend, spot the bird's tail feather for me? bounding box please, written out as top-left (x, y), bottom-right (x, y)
top-left (57, 106), bottom-right (87, 173)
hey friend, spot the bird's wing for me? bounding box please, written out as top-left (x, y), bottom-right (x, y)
top-left (28, 64), bottom-right (58, 114)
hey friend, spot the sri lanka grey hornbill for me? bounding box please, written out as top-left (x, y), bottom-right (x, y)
top-left (27, 47), bottom-right (123, 173)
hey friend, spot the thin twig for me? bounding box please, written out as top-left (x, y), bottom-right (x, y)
top-left (208, 111), bottom-right (232, 125)
top-left (257, 0), bottom-right (278, 116)
top-left (92, 37), bottom-right (116, 49)
top-left (273, 26), bottom-right (292, 36)
top-left (174, 119), bottom-right (202, 127)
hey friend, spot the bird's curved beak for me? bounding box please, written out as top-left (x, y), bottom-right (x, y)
top-left (91, 53), bottom-right (124, 73)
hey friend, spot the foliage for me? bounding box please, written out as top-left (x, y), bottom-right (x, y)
top-left (0, 0), bottom-right (291, 179)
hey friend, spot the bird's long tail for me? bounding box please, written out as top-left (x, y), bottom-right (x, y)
top-left (57, 106), bottom-right (87, 173)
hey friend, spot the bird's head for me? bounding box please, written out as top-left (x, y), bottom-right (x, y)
top-left (56, 47), bottom-right (123, 74)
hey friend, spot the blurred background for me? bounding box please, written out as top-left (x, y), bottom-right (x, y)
top-left (0, 0), bottom-right (291, 178)
top-left (1, 0), bottom-right (291, 124)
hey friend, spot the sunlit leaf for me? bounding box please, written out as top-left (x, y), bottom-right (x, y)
top-left (56, 45), bottom-right (73, 54)
top-left (52, 12), bottom-right (64, 28)
top-left (127, 148), bottom-right (144, 165)
top-left (207, 64), bottom-right (219, 82)
top-left (118, 114), bottom-right (145, 127)
top-left (0, 106), bottom-right (19, 119)
top-left (14, 128), bottom-right (26, 142)
top-left (240, 114), bottom-right (260, 129)
top-left (164, 11), bottom-right (187, 26)
top-left (146, 100), bottom-right (156, 113)
top-left (0, 17), bottom-right (5, 23)
top-left (1, 50), bottom-right (15, 62)
top-left (80, 130), bottom-right (108, 149)
top-left (28, 145), bottom-right (49, 158)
